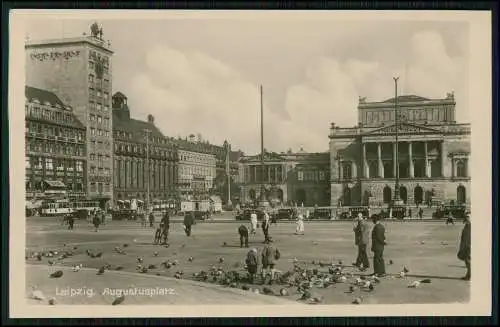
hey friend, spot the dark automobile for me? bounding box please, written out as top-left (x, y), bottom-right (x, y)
top-left (337, 211), bottom-right (351, 220)
top-left (311, 208), bottom-right (332, 220)
top-left (193, 210), bottom-right (210, 221)
top-left (235, 209), bottom-right (265, 221)
top-left (73, 209), bottom-right (90, 220)
top-left (111, 209), bottom-right (137, 221)
top-left (391, 205), bottom-right (407, 219)
top-left (277, 208), bottom-right (295, 220)
top-left (432, 205), bottom-right (467, 219)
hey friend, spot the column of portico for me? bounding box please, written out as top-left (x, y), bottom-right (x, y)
top-left (408, 142), bottom-right (414, 178)
top-left (362, 143), bottom-right (369, 178)
top-left (424, 141), bottom-right (430, 177)
top-left (351, 161), bottom-right (357, 179)
top-left (377, 143), bottom-right (384, 178)
top-left (392, 143), bottom-right (397, 177)
top-left (338, 157), bottom-right (344, 180)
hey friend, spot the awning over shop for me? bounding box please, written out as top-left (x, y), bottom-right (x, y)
top-left (44, 180), bottom-right (66, 189)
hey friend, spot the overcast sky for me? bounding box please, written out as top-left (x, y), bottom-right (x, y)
top-left (22, 12), bottom-right (469, 154)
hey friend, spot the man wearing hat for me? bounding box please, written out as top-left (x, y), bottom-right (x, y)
top-left (261, 239), bottom-right (281, 284)
top-left (370, 214), bottom-right (387, 277)
top-left (245, 248), bottom-right (259, 284)
top-left (353, 213), bottom-right (370, 271)
top-left (457, 214), bottom-right (471, 280)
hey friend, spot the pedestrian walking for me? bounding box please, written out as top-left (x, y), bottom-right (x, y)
top-left (371, 214), bottom-right (387, 277)
top-left (262, 211), bottom-right (271, 243)
top-left (418, 207), bottom-right (423, 219)
top-left (295, 214), bottom-right (305, 235)
top-left (352, 213), bottom-right (370, 271)
top-left (183, 211), bottom-right (195, 236)
top-left (457, 214), bottom-right (471, 280)
top-left (92, 212), bottom-right (101, 232)
top-left (67, 213), bottom-right (74, 230)
top-left (261, 240), bottom-right (281, 284)
top-left (250, 211), bottom-right (258, 234)
top-left (149, 211), bottom-right (155, 228)
top-left (446, 213), bottom-right (455, 225)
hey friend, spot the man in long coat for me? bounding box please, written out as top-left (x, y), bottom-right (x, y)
top-left (183, 211), bottom-right (195, 236)
top-left (457, 214), bottom-right (471, 280)
top-left (371, 214), bottom-right (387, 277)
top-left (353, 213), bottom-right (371, 270)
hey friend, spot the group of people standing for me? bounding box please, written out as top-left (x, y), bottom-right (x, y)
top-left (353, 212), bottom-right (472, 280)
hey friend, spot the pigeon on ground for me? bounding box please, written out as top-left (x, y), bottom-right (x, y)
top-left (97, 266), bottom-right (105, 275)
top-left (50, 270), bottom-right (63, 278)
top-left (389, 260), bottom-right (394, 265)
top-left (172, 260), bottom-right (179, 266)
top-left (420, 240), bottom-right (425, 245)
top-left (137, 257), bottom-right (143, 263)
top-left (123, 244), bottom-right (128, 248)
top-left (72, 264), bottom-right (81, 272)
top-left (262, 287), bottom-right (274, 295)
top-left (86, 250), bottom-right (92, 257)
top-left (441, 242), bottom-right (449, 246)
top-left (218, 257), bottom-right (224, 263)
top-left (73, 246), bottom-right (78, 250)
top-left (280, 288), bottom-right (289, 296)
top-left (48, 298), bottom-right (56, 305)
top-left (346, 285), bottom-right (357, 293)
top-left (48, 260), bottom-right (55, 266)
top-left (153, 252), bottom-right (159, 257)
top-left (352, 297), bottom-right (363, 304)
top-left (148, 264), bottom-right (157, 269)
top-left (188, 256), bottom-right (194, 262)
top-left (403, 266), bottom-right (409, 273)
top-left (112, 294), bottom-right (125, 305)
top-left (140, 267), bottom-right (148, 273)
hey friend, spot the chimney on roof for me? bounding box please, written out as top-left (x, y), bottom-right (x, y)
top-left (147, 114), bottom-right (154, 125)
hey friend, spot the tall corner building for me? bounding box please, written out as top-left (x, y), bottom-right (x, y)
top-left (25, 25), bottom-right (115, 208)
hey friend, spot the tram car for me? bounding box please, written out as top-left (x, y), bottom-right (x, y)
top-left (40, 199), bottom-right (73, 216)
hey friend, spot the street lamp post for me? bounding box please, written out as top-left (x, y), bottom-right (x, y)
top-left (393, 77), bottom-right (403, 206)
top-left (143, 129), bottom-right (151, 213)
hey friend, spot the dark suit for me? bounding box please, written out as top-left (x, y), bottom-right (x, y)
top-left (458, 221), bottom-right (471, 278)
top-left (183, 213), bottom-right (194, 236)
top-left (238, 225), bottom-right (249, 248)
top-left (371, 222), bottom-right (386, 275)
top-left (354, 220), bottom-right (370, 268)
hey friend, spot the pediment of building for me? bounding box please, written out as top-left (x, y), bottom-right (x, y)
top-left (362, 123), bottom-right (442, 136)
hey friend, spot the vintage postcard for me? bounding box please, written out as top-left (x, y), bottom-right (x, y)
top-left (8, 9), bottom-right (492, 318)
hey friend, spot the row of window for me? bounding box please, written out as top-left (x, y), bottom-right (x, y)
top-left (89, 100), bottom-right (109, 112)
top-left (88, 87), bottom-right (109, 100)
top-left (88, 74), bottom-right (110, 85)
top-left (26, 180), bottom-right (84, 192)
top-left (115, 143), bottom-right (176, 159)
top-left (297, 170), bottom-right (327, 181)
top-left (364, 108), bottom-right (450, 124)
top-left (179, 153), bottom-right (216, 165)
top-left (26, 122), bottom-right (85, 140)
top-left (113, 130), bottom-right (177, 147)
top-left (26, 156), bottom-right (84, 171)
top-left (89, 114), bottom-right (110, 127)
top-left (179, 165), bottom-right (216, 178)
top-left (90, 127), bottom-right (110, 138)
top-left (90, 140), bottom-right (111, 151)
top-left (90, 182), bottom-right (111, 193)
top-left (89, 166), bottom-right (111, 176)
top-left (27, 140), bottom-right (85, 157)
top-left (89, 153), bottom-right (111, 166)
top-left (88, 51), bottom-right (110, 65)
top-left (25, 104), bottom-right (74, 124)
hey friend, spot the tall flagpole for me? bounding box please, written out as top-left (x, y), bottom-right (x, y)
top-left (259, 85), bottom-right (269, 208)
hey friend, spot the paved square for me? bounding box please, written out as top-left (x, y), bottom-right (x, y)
top-left (25, 216), bottom-right (470, 305)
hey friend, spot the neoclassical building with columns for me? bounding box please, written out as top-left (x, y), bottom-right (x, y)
top-left (329, 93), bottom-right (470, 207)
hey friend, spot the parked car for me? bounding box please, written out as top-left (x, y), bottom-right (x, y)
top-left (348, 206), bottom-right (370, 219)
top-left (432, 204), bottom-right (467, 219)
top-left (235, 209), bottom-right (265, 221)
top-left (277, 208), bottom-right (296, 220)
top-left (311, 208), bottom-right (332, 220)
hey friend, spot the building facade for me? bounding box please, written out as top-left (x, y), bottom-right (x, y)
top-left (329, 93), bottom-right (470, 207)
top-left (112, 92), bottom-right (178, 204)
top-left (25, 22), bottom-right (114, 207)
top-left (173, 136), bottom-right (243, 203)
top-left (25, 86), bottom-right (87, 199)
top-left (177, 148), bottom-right (216, 200)
top-left (238, 150), bottom-right (330, 206)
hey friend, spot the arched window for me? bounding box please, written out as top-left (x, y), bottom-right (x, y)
top-left (342, 162), bottom-right (352, 179)
top-left (456, 160), bottom-right (467, 177)
top-left (414, 185), bottom-right (423, 205)
top-left (383, 186), bottom-right (392, 204)
top-left (457, 185), bottom-right (466, 204)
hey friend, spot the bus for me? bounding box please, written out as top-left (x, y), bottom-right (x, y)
top-left (71, 200), bottom-right (100, 218)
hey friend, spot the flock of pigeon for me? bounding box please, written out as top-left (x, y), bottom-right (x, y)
top-left (26, 241), bottom-right (434, 306)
